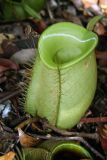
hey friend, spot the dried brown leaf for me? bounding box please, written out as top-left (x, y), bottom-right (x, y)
top-left (98, 125), bottom-right (107, 153)
top-left (94, 23), bottom-right (106, 35)
top-left (1, 40), bottom-right (19, 58)
top-left (0, 34), bottom-right (15, 44)
top-left (99, 0), bottom-right (107, 14)
top-left (96, 50), bottom-right (107, 66)
top-left (96, 50), bottom-right (107, 59)
top-left (82, 0), bottom-right (98, 8)
top-left (0, 58), bottom-right (19, 83)
top-left (10, 49), bottom-right (35, 65)
top-left (18, 128), bottom-right (40, 147)
top-left (0, 151), bottom-right (15, 160)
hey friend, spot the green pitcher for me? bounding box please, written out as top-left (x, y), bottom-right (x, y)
top-left (23, 140), bottom-right (92, 160)
top-left (2, 0), bottom-right (46, 21)
top-left (25, 16), bottom-right (102, 129)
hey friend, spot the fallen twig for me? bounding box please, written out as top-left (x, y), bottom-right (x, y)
top-left (0, 91), bottom-right (13, 98)
top-left (40, 118), bottom-right (99, 140)
top-left (81, 117), bottom-right (107, 123)
top-left (0, 89), bottom-right (21, 103)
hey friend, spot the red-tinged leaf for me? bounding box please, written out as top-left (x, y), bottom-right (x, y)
top-left (35, 20), bottom-right (47, 33)
top-left (0, 58), bottom-right (19, 71)
top-left (96, 50), bottom-right (107, 59)
top-left (98, 125), bottom-right (107, 153)
top-left (0, 65), bottom-right (8, 73)
top-left (30, 19), bottom-right (47, 33)
top-left (0, 76), bottom-right (7, 84)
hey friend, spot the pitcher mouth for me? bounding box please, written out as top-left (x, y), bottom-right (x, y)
top-left (51, 143), bottom-right (92, 160)
top-left (38, 22), bottom-right (98, 69)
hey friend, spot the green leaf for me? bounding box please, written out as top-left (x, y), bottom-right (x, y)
top-left (23, 4), bottom-right (41, 20)
top-left (87, 15), bottom-right (106, 31)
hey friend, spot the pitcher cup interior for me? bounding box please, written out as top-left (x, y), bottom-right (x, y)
top-left (38, 22), bottom-right (98, 69)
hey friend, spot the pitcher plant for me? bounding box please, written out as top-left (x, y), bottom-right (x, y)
top-left (25, 16), bottom-right (104, 129)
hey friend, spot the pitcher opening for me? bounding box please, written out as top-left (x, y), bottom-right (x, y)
top-left (51, 143), bottom-right (92, 160)
top-left (38, 22), bottom-right (98, 69)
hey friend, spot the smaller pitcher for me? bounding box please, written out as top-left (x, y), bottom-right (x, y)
top-left (23, 140), bottom-right (93, 160)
